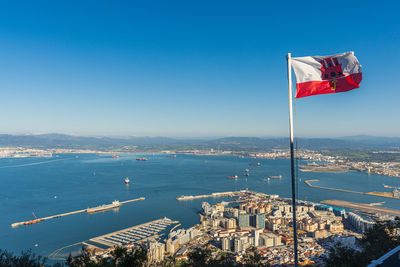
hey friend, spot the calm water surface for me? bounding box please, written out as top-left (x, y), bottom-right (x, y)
top-left (0, 153), bottom-right (399, 259)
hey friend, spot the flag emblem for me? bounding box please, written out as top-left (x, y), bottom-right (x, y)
top-left (291, 52), bottom-right (362, 98)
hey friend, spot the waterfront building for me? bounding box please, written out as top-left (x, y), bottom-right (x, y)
top-left (238, 212), bottom-right (250, 228)
top-left (147, 240), bottom-right (165, 263)
top-left (347, 212), bottom-right (374, 233)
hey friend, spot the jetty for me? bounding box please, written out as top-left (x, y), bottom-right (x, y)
top-left (11, 197), bottom-right (145, 228)
top-left (321, 200), bottom-right (400, 217)
top-left (176, 191), bottom-right (236, 201)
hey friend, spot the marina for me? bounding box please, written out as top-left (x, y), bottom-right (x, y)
top-left (11, 197), bottom-right (145, 228)
top-left (89, 218), bottom-right (178, 248)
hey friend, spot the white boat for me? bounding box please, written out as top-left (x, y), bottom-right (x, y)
top-left (125, 177), bottom-right (130, 184)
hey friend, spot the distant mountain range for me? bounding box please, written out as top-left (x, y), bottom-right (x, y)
top-left (0, 134), bottom-right (398, 151)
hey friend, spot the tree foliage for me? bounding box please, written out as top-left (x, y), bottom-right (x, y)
top-left (325, 218), bottom-right (400, 267)
top-left (66, 246), bottom-right (147, 267)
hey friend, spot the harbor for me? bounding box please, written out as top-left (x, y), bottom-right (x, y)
top-left (11, 197), bottom-right (145, 228)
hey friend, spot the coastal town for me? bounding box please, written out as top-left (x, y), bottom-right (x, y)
top-left (248, 149), bottom-right (400, 178)
top-left (2, 146), bottom-right (399, 178)
top-left (83, 190), bottom-right (386, 266)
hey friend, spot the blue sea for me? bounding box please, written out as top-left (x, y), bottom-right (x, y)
top-left (0, 153), bottom-right (399, 260)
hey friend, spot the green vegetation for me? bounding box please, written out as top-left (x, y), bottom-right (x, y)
top-left (66, 246), bottom-right (147, 267)
top-left (0, 249), bottom-right (62, 267)
top-left (325, 218), bottom-right (400, 267)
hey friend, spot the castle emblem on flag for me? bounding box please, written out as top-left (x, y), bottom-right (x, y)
top-left (319, 57), bottom-right (344, 91)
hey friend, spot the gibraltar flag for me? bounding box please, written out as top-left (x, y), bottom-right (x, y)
top-left (291, 52), bottom-right (362, 98)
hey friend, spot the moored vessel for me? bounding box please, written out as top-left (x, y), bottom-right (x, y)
top-left (268, 175), bottom-right (282, 179)
top-left (86, 200), bottom-right (120, 213)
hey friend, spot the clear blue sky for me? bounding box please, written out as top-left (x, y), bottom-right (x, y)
top-left (0, 0), bottom-right (399, 137)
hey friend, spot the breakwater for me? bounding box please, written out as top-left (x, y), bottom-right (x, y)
top-left (11, 197), bottom-right (145, 228)
top-left (175, 190), bottom-right (252, 201)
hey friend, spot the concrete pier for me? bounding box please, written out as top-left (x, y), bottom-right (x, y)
top-left (11, 197), bottom-right (145, 228)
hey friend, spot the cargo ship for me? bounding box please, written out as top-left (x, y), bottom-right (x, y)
top-left (249, 163), bottom-right (261, 166)
top-left (136, 158), bottom-right (148, 161)
top-left (86, 200), bottom-right (120, 214)
top-left (268, 175), bottom-right (282, 179)
top-left (227, 175), bottom-right (238, 179)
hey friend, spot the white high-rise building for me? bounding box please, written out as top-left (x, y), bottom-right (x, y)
top-left (222, 237), bottom-right (231, 251)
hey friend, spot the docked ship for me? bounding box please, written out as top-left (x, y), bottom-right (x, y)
top-left (227, 175), bottom-right (238, 179)
top-left (249, 163), bottom-right (261, 166)
top-left (125, 177), bottom-right (130, 184)
top-left (24, 212), bottom-right (42, 225)
top-left (86, 200), bottom-right (120, 214)
top-left (268, 175), bottom-right (282, 179)
top-left (136, 158), bottom-right (148, 161)
top-left (24, 219), bottom-right (42, 225)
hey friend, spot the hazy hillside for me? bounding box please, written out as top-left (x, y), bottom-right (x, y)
top-left (0, 134), bottom-right (398, 151)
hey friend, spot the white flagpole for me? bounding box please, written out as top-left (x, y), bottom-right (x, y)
top-left (287, 52), bottom-right (299, 266)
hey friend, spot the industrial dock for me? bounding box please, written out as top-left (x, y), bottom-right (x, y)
top-left (11, 197), bottom-right (145, 228)
top-left (321, 200), bottom-right (400, 217)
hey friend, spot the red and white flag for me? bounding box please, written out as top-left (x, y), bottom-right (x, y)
top-left (291, 52), bottom-right (362, 98)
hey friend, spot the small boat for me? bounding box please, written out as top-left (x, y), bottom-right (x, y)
top-left (244, 173), bottom-right (249, 176)
top-left (136, 158), bottom-right (148, 161)
top-left (245, 169), bottom-right (249, 172)
top-left (125, 177), bottom-right (130, 184)
top-left (249, 163), bottom-right (261, 166)
top-left (167, 155), bottom-right (176, 158)
top-left (227, 175), bottom-right (238, 179)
